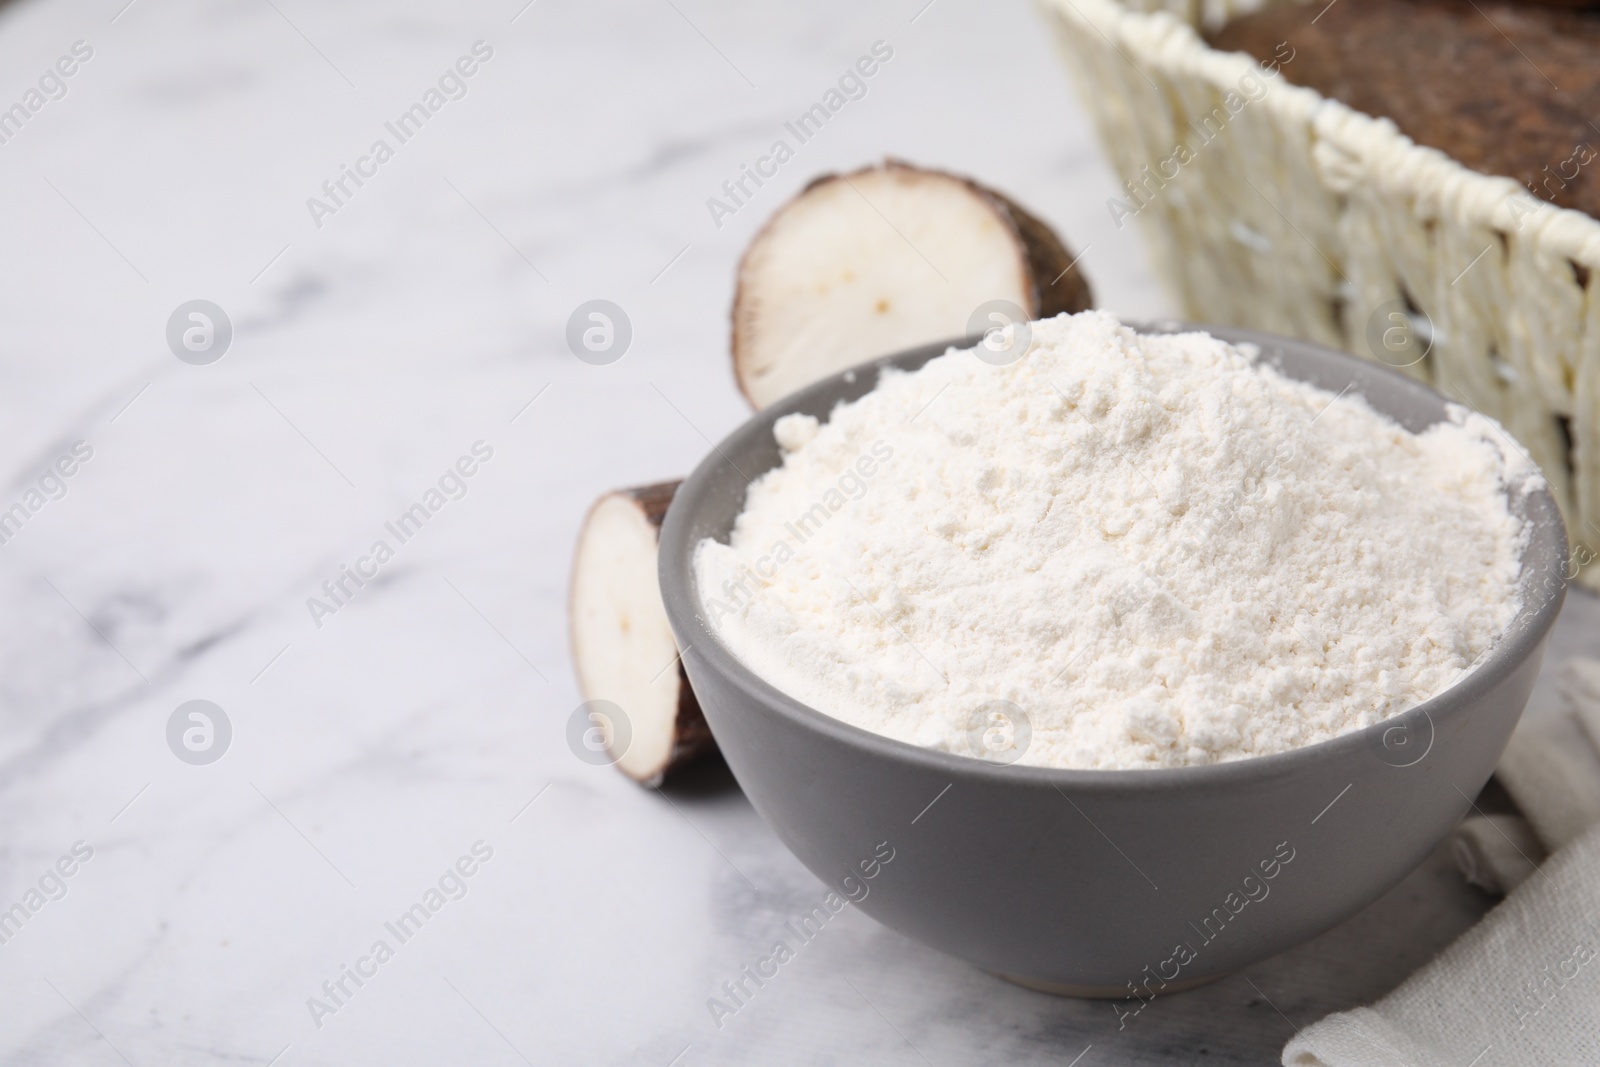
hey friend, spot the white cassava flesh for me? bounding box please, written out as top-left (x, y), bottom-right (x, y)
top-left (732, 159), bottom-right (1093, 409)
top-left (569, 481), bottom-right (713, 784)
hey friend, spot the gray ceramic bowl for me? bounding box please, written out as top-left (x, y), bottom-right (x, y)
top-left (658, 323), bottom-right (1567, 996)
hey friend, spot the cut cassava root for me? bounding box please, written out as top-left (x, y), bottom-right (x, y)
top-left (731, 159), bottom-right (1094, 409)
top-left (569, 481), bottom-right (714, 784)
top-left (570, 163), bottom-right (1093, 783)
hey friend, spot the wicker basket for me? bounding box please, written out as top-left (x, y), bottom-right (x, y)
top-left (1040, 0), bottom-right (1600, 585)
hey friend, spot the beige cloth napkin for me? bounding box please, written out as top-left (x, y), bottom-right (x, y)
top-left (1497, 661), bottom-right (1600, 851)
top-left (1282, 820), bottom-right (1600, 1066)
top-left (1284, 658), bottom-right (1600, 1066)
top-left (1452, 814), bottom-right (1543, 896)
top-left (1450, 657), bottom-right (1600, 894)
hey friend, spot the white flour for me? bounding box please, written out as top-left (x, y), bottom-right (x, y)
top-left (694, 312), bottom-right (1534, 770)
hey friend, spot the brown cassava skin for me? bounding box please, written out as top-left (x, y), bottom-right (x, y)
top-left (569, 480), bottom-right (716, 785)
top-left (973, 177), bottom-right (1095, 320)
top-left (1209, 0), bottom-right (1600, 219)
top-left (731, 159), bottom-right (1094, 408)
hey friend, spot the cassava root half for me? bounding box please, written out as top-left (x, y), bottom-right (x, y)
top-left (731, 159), bottom-right (1093, 409)
top-left (570, 163), bottom-right (1094, 781)
top-left (569, 481), bottom-right (714, 784)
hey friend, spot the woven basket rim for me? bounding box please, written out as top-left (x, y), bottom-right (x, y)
top-left (1041, 0), bottom-right (1600, 267)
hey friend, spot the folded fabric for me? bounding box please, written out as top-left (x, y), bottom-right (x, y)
top-left (1494, 692), bottom-right (1600, 852)
top-left (1444, 657), bottom-right (1600, 895)
top-left (1450, 814), bottom-right (1544, 896)
top-left (1562, 657), bottom-right (1600, 758)
top-left (1282, 820), bottom-right (1600, 1066)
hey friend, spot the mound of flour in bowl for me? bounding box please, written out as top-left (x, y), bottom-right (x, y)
top-left (694, 311), bottom-right (1535, 770)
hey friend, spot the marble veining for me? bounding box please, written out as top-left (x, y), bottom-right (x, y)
top-left (0, 0), bottom-right (1582, 1063)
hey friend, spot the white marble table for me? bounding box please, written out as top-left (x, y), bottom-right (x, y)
top-left (0, 0), bottom-right (1582, 1062)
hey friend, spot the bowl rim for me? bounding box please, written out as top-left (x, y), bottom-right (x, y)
top-left (658, 320), bottom-right (1569, 793)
